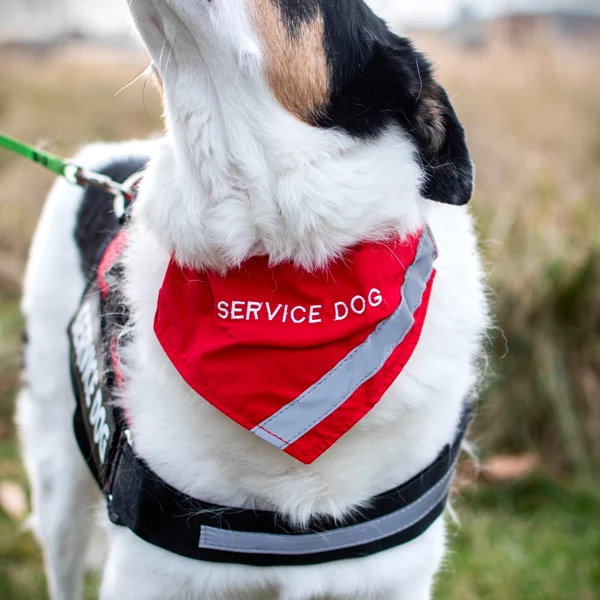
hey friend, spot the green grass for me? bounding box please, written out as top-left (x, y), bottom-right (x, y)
top-left (437, 478), bottom-right (600, 600)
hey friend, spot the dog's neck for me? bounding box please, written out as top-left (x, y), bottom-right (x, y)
top-left (137, 71), bottom-right (425, 273)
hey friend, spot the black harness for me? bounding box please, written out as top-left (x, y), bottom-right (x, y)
top-left (68, 158), bottom-right (471, 567)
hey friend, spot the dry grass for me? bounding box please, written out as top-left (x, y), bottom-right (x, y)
top-left (0, 32), bottom-right (599, 476)
top-left (414, 31), bottom-right (600, 476)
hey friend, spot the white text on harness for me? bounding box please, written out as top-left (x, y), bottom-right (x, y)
top-left (71, 299), bottom-right (111, 464)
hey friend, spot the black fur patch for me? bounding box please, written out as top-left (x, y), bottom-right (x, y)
top-left (274, 0), bottom-right (320, 31)
top-left (74, 158), bottom-right (147, 277)
top-left (273, 0), bottom-right (474, 206)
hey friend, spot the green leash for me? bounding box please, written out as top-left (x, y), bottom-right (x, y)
top-left (0, 131), bottom-right (135, 210)
top-left (0, 131), bottom-right (70, 177)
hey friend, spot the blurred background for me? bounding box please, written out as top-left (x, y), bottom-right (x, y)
top-left (0, 1), bottom-right (598, 598)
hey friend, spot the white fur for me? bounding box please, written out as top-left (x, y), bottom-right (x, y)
top-left (18, 1), bottom-right (489, 598)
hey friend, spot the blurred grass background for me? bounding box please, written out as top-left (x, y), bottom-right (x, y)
top-left (0, 27), bottom-right (599, 600)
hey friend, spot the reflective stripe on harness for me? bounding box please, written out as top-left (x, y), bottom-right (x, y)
top-left (199, 451), bottom-right (456, 555)
top-left (251, 228), bottom-right (437, 450)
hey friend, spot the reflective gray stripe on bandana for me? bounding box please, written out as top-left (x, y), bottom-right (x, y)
top-left (199, 455), bottom-right (454, 555)
top-left (251, 227), bottom-right (437, 450)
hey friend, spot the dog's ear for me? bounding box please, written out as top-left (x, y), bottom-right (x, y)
top-left (410, 83), bottom-right (474, 206)
top-left (382, 39), bottom-right (474, 206)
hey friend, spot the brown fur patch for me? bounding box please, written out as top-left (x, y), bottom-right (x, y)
top-left (417, 88), bottom-right (447, 152)
top-left (252, 0), bottom-right (329, 121)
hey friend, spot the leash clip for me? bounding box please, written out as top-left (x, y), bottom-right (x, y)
top-left (64, 162), bottom-right (135, 220)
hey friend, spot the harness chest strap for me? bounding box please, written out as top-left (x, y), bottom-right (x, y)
top-left (106, 404), bottom-right (471, 567)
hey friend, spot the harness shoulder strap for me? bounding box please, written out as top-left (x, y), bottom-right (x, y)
top-left (69, 158), bottom-right (146, 491)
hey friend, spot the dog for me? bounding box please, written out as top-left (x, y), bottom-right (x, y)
top-left (17, 1), bottom-right (489, 599)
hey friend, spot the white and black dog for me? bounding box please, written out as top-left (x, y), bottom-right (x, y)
top-left (17, 1), bottom-right (488, 599)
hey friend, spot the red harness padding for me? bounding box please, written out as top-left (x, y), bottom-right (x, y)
top-left (155, 229), bottom-right (436, 464)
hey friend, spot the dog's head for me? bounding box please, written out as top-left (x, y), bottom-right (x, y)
top-left (129, 0), bottom-right (472, 206)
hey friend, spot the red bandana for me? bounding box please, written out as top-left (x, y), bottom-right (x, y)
top-left (154, 228), bottom-right (437, 464)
